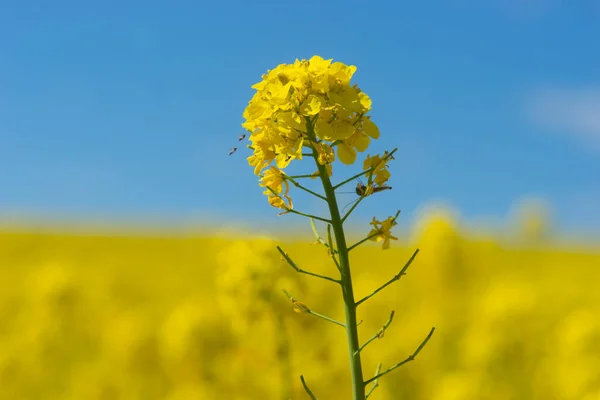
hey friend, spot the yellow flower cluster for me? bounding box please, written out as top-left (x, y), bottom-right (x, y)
top-left (362, 151), bottom-right (393, 191)
top-left (242, 55), bottom-right (380, 178)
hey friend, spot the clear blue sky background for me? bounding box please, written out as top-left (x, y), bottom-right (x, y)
top-left (1, 0), bottom-right (599, 236)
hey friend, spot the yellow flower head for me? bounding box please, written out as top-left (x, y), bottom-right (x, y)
top-left (242, 56), bottom-right (379, 175)
top-left (368, 216), bottom-right (399, 249)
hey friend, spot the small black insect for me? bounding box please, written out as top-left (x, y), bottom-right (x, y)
top-left (228, 134), bottom-right (247, 156)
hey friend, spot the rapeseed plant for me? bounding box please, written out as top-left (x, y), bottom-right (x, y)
top-left (241, 55), bottom-right (435, 399)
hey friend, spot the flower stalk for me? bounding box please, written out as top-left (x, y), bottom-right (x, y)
top-left (240, 55), bottom-right (434, 400)
top-left (307, 120), bottom-right (367, 399)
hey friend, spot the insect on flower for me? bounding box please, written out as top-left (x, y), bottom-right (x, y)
top-left (355, 182), bottom-right (392, 196)
top-left (341, 180), bottom-right (393, 213)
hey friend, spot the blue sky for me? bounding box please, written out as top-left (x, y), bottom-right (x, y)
top-left (1, 0), bottom-right (599, 236)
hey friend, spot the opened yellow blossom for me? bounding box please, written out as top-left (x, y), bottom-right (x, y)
top-left (363, 153), bottom-right (392, 187)
top-left (259, 167), bottom-right (292, 211)
top-left (368, 216), bottom-right (399, 249)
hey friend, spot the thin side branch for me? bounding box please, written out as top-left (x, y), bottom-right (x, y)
top-left (282, 289), bottom-right (346, 328)
top-left (355, 248), bottom-right (419, 307)
top-left (300, 375), bottom-right (318, 399)
top-left (347, 228), bottom-right (384, 252)
top-left (284, 174), bottom-right (327, 201)
top-left (354, 311), bottom-right (395, 356)
top-left (365, 363), bottom-right (383, 399)
top-left (341, 194), bottom-right (366, 223)
top-left (285, 207), bottom-right (331, 223)
top-left (363, 327), bottom-right (436, 386)
top-left (333, 148), bottom-right (398, 190)
top-left (277, 246), bottom-right (340, 284)
top-left (265, 186), bottom-right (331, 223)
top-left (327, 224), bottom-right (341, 271)
top-left (306, 309), bottom-right (346, 328)
top-left (308, 219), bottom-right (340, 268)
top-left (334, 169), bottom-right (371, 191)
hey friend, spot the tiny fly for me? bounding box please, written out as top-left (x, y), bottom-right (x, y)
top-left (228, 134), bottom-right (247, 156)
top-left (354, 182), bottom-right (392, 197)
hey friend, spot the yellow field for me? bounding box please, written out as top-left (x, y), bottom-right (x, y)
top-left (1, 214), bottom-right (599, 399)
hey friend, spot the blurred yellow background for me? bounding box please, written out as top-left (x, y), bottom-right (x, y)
top-left (1, 206), bottom-right (599, 400)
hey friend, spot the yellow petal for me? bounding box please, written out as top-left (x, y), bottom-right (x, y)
top-left (362, 118), bottom-right (380, 139)
top-left (354, 132), bottom-right (370, 152)
top-left (337, 142), bottom-right (357, 165)
top-left (358, 92), bottom-right (372, 111)
top-left (331, 120), bottom-right (356, 140)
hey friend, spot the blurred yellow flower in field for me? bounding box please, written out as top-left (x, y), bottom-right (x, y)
top-left (159, 301), bottom-right (233, 383)
top-left (0, 227), bottom-right (598, 399)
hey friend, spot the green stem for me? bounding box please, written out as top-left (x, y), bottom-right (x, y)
top-left (306, 118), bottom-right (366, 400)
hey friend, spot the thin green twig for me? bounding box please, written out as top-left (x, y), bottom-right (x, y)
top-left (309, 218), bottom-right (328, 246)
top-left (334, 170), bottom-right (372, 191)
top-left (341, 194), bottom-right (366, 224)
top-left (354, 311), bottom-right (395, 356)
top-left (365, 363), bottom-right (382, 399)
top-left (287, 209), bottom-right (330, 223)
top-left (282, 289), bottom-right (346, 328)
top-left (333, 148), bottom-right (398, 190)
top-left (284, 174), bottom-right (327, 201)
top-left (309, 219), bottom-right (338, 254)
top-left (300, 375), bottom-right (318, 400)
top-left (347, 229), bottom-right (384, 252)
top-left (308, 309), bottom-right (346, 328)
top-left (363, 327), bottom-right (435, 385)
top-left (327, 224), bottom-right (341, 270)
top-left (289, 173), bottom-right (318, 179)
top-left (355, 249), bottom-right (419, 307)
top-left (264, 186), bottom-right (330, 223)
top-left (277, 246), bottom-right (340, 284)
